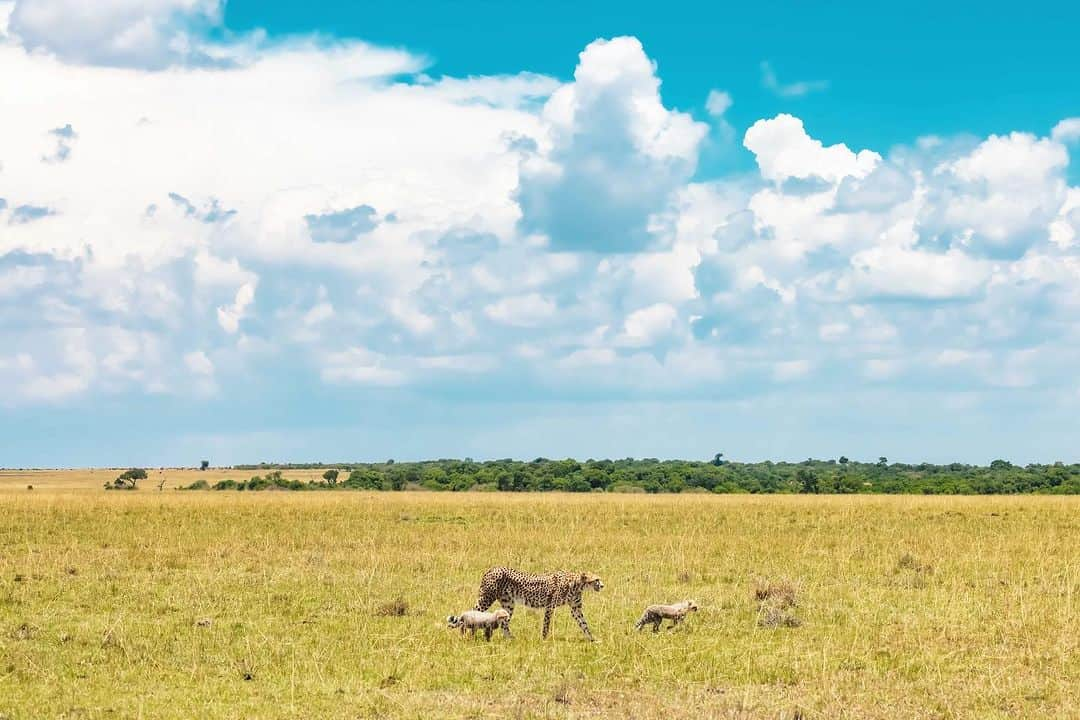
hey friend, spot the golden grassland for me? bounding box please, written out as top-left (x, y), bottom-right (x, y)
top-left (1, 470), bottom-right (1077, 719)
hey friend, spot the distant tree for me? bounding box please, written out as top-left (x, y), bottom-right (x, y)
top-left (839, 456), bottom-right (849, 465)
top-left (323, 469), bottom-right (340, 486)
top-left (877, 456), bottom-right (888, 467)
top-left (990, 459), bottom-right (1012, 470)
top-left (566, 475), bottom-right (592, 492)
top-left (796, 468), bottom-right (819, 494)
top-left (345, 469), bottom-right (382, 490)
top-left (199, 460), bottom-right (209, 471)
top-left (711, 452), bottom-right (725, 466)
top-left (387, 469), bottom-right (407, 491)
top-left (113, 468), bottom-right (148, 489)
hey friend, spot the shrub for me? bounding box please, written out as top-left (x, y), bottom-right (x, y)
top-left (184, 479), bottom-right (210, 490)
top-left (246, 476), bottom-right (269, 491)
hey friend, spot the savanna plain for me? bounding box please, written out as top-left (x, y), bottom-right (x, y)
top-left (1, 470), bottom-right (1077, 719)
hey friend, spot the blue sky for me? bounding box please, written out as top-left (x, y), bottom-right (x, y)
top-left (0, 0), bottom-right (1078, 467)
top-left (229, 0), bottom-right (1080, 175)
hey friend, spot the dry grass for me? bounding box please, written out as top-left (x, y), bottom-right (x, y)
top-left (0, 472), bottom-right (1078, 719)
top-left (757, 605), bottom-right (802, 629)
top-left (375, 597), bottom-right (410, 617)
top-left (896, 552), bottom-right (930, 572)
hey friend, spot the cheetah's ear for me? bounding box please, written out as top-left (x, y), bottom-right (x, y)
top-left (580, 572), bottom-right (589, 583)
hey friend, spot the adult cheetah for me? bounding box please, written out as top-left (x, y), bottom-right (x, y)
top-left (474, 566), bottom-right (604, 641)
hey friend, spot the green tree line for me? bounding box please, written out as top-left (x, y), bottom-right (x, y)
top-left (182, 457), bottom-right (1080, 494)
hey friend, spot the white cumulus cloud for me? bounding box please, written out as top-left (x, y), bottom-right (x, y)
top-left (8, 0), bottom-right (225, 68)
top-left (744, 114), bottom-right (880, 183)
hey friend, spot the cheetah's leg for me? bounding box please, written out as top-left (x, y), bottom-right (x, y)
top-left (652, 617), bottom-right (661, 633)
top-left (569, 601), bottom-right (595, 642)
top-left (542, 605), bottom-right (554, 639)
top-left (484, 626), bottom-right (493, 641)
top-left (499, 594), bottom-right (515, 622)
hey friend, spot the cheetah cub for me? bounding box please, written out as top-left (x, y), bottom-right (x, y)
top-left (634, 600), bottom-right (699, 632)
top-left (447, 609), bottom-right (512, 640)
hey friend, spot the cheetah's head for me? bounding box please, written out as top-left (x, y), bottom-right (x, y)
top-left (446, 615), bottom-right (463, 628)
top-left (685, 600), bottom-right (699, 612)
top-left (580, 573), bottom-right (604, 592)
top-left (493, 609), bottom-right (510, 621)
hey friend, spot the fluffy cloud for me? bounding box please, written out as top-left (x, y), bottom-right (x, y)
top-left (0, 4), bottom-right (1077, 433)
top-left (744, 114), bottom-right (880, 183)
top-left (7, 0), bottom-right (224, 68)
top-left (1051, 118), bottom-right (1080, 144)
top-left (516, 36), bottom-right (708, 252)
top-left (846, 246), bottom-right (991, 300)
top-left (926, 132), bottom-right (1068, 256)
top-left (619, 302), bottom-right (678, 346)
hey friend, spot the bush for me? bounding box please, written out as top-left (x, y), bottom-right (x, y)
top-left (246, 476), bottom-right (270, 491)
top-left (184, 479), bottom-right (210, 490)
top-left (345, 469), bottom-right (383, 490)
